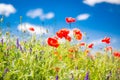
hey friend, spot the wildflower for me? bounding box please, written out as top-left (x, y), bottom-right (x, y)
top-left (68, 47), bottom-right (78, 53)
top-left (53, 51), bottom-right (59, 56)
top-left (2, 68), bottom-right (9, 77)
top-left (101, 37), bottom-right (110, 44)
top-left (88, 54), bottom-right (95, 60)
top-left (1, 38), bottom-right (3, 46)
top-left (113, 51), bottom-right (120, 58)
top-left (55, 74), bottom-right (59, 80)
top-left (65, 35), bottom-right (71, 42)
top-left (84, 71), bottom-right (89, 80)
top-left (66, 17), bottom-right (76, 23)
top-left (84, 49), bottom-right (90, 56)
top-left (16, 38), bottom-right (19, 48)
top-left (73, 28), bottom-right (82, 40)
top-left (29, 27), bottom-right (35, 31)
top-left (88, 43), bottom-right (94, 48)
top-left (47, 37), bottom-right (59, 48)
top-left (30, 47), bottom-right (32, 53)
top-left (79, 42), bottom-right (85, 47)
top-left (105, 46), bottom-right (112, 52)
top-left (19, 45), bottom-right (23, 52)
top-left (56, 28), bottom-right (69, 39)
top-left (68, 53), bottom-right (74, 59)
top-left (58, 55), bottom-right (62, 61)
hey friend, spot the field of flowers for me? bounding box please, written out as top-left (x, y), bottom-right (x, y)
top-left (0, 17), bottom-right (120, 80)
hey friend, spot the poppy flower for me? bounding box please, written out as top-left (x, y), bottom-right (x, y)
top-left (84, 49), bottom-right (90, 56)
top-left (54, 51), bottom-right (59, 56)
top-left (66, 17), bottom-right (76, 23)
top-left (65, 35), bottom-right (71, 42)
top-left (79, 42), bottom-right (85, 46)
top-left (56, 28), bottom-right (70, 39)
top-left (105, 46), bottom-right (112, 51)
top-left (68, 47), bottom-right (78, 53)
top-left (68, 53), bottom-right (74, 59)
top-left (113, 51), bottom-right (120, 58)
top-left (29, 27), bottom-right (35, 31)
top-left (88, 43), bottom-right (94, 48)
top-left (73, 28), bottom-right (82, 40)
top-left (101, 37), bottom-right (110, 44)
top-left (47, 37), bottom-right (59, 48)
top-left (58, 55), bottom-right (62, 61)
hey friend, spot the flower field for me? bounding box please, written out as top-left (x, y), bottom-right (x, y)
top-left (0, 17), bottom-right (120, 80)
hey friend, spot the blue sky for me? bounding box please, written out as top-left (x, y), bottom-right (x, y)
top-left (0, 0), bottom-right (120, 49)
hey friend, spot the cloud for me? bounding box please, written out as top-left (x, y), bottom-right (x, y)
top-left (17, 23), bottom-right (47, 35)
top-left (45, 12), bottom-right (54, 19)
top-left (76, 14), bottom-right (90, 21)
top-left (26, 8), bottom-right (54, 20)
top-left (0, 3), bottom-right (16, 17)
top-left (83, 0), bottom-right (120, 6)
top-left (26, 8), bottom-right (43, 19)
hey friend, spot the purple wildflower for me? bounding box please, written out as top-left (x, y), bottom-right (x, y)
top-left (30, 47), bottom-right (32, 53)
top-left (16, 38), bottom-right (19, 48)
top-left (1, 38), bottom-right (3, 46)
top-left (84, 71), bottom-right (89, 80)
top-left (19, 45), bottom-right (23, 52)
top-left (2, 68), bottom-right (9, 77)
top-left (56, 75), bottom-right (59, 80)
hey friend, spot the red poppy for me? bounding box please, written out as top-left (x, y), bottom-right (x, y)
top-left (53, 51), bottom-right (59, 56)
top-left (88, 43), bottom-right (94, 48)
top-left (29, 27), bottom-right (35, 31)
top-left (73, 28), bottom-right (82, 40)
top-left (106, 46), bottom-right (112, 51)
top-left (47, 37), bottom-right (59, 48)
top-left (68, 47), bottom-right (78, 53)
top-left (56, 28), bottom-right (69, 39)
top-left (80, 42), bottom-right (85, 46)
top-left (66, 17), bottom-right (76, 23)
top-left (113, 51), bottom-right (120, 58)
top-left (58, 55), bottom-right (62, 61)
top-left (68, 53), bottom-right (74, 59)
top-left (101, 37), bottom-right (110, 44)
top-left (65, 35), bottom-right (71, 42)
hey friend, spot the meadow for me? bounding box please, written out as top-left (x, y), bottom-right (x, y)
top-left (0, 17), bottom-right (120, 80)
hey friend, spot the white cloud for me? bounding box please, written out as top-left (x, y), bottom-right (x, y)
top-left (83, 0), bottom-right (120, 6)
top-left (26, 8), bottom-right (43, 19)
top-left (45, 12), bottom-right (54, 19)
top-left (17, 23), bottom-right (47, 35)
top-left (0, 3), bottom-right (16, 17)
top-left (26, 8), bottom-right (54, 20)
top-left (76, 14), bottom-right (90, 21)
